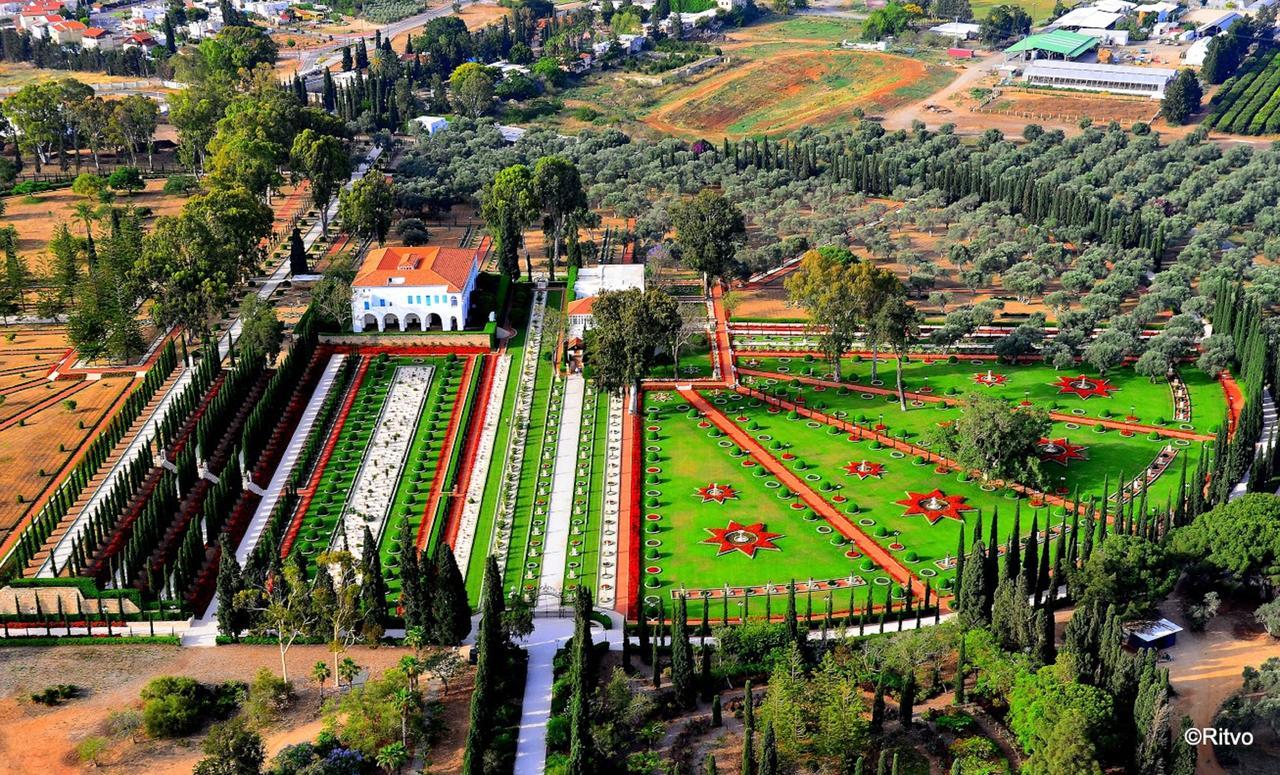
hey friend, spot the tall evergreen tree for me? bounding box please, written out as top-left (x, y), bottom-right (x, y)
top-left (741, 679), bottom-right (756, 775)
top-left (956, 541), bottom-right (986, 628)
top-left (566, 586), bottom-right (595, 775)
top-left (672, 593), bottom-right (697, 709)
top-left (899, 670), bottom-right (916, 728)
top-left (214, 533), bottom-right (244, 641)
top-left (759, 722), bottom-right (778, 775)
top-left (462, 556), bottom-right (506, 775)
top-left (429, 542), bottom-right (471, 645)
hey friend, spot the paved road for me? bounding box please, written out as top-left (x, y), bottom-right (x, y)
top-left (289, 0), bottom-right (479, 74)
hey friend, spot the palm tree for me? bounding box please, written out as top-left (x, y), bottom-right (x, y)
top-left (392, 687), bottom-right (415, 748)
top-left (399, 654), bottom-right (422, 692)
top-left (311, 660), bottom-right (331, 708)
top-left (338, 656), bottom-right (360, 689)
top-left (375, 741), bottom-right (408, 774)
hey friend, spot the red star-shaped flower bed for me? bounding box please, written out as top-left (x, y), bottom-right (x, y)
top-left (1054, 374), bottom-right (1116, 400)
top-left (1038, 437), bottom-right (1088, 466)
top-left (973, 371), bottom-right (1007, 387)
top-left (843, 460), bottom-right (886, 480)
top-left (896, 489), bottom-right (974, 524)
top-left (696, 483), bottom-right (739, 504)
top-left (702, 521), bottom-right (783, 557)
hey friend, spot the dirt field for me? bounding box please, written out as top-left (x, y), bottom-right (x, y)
top-left (0, 63), bottom-right (174, 91)
top-left (1162, 596), bottom-right (1280, 775)
top-left (978, 87), bottom-right (1161, 126)
top-left (0, 642), bottom-right (474, 774)
top-left (0, 177), bottom-right (191, 277)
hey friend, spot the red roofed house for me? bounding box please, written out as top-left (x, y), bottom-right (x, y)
top-left (350, 239), bottom-right (488, 332)
top-left (81, 26), bottom-right (115, 50)
top-left (123, 31), bottom-right (158, 51)
top-left (48, 18), bottom-right (85, 44)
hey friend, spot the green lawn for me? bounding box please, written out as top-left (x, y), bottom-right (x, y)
top-left (465, 292), bottom-right (535, 602)
top-left (377, 356), bottom-right (467, 612)
top-left (643, 392), bottom-right (903, 622)
top-left (288, 357), bottom-right (397, 569)
top-left (500, 289), bottom-right (566, 600)
top-left (738, 355), bottom-right (1229, 434)
top-left (566, 387), bottom-right (610, 604)
top-left (744, 372), bottom-right (1211, 513)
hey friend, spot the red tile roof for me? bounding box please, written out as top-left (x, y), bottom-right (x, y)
top-left (353, 245), bottom-right (481, 292)
top-left (566, 297), bottom-right (596, 316)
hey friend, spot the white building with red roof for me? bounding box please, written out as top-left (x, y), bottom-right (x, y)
top-left (81, 26), bottom-right (115, 49)
top-left (48, 18), bottom-right (85, 43)
top-left (350, 239), bottom-right (488, 332)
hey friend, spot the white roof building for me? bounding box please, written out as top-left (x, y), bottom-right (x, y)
top-left (1078, 26), bottom-right (1130, 45)
top-left (1093, 0), bottom-right (1136, 12)
top-left (928, 21), bottom-right (981, 39)
top-left (1022, 59), bottom-right (1176, 98)
top-left (567, 264), bottom-right (647, 339)
top-left (1182, 35), bottom-right (1213, 66)
top-left (410, 115), bottom-right (449, 135)
top-left (1052, 6), bottom-right (1126, 29)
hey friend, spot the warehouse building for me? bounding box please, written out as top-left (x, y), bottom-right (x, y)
top-left (1022, 60), bottom-right (1176, 98)
top-left (1004, 29), bottom-right (1101, 61)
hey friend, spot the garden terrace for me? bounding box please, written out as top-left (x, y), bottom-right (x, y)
top-left (493, 289), bottom-right (566, 602)
top-left (735, 369), bottom-right (1212, 516)
top-left (638, 390), bottom-right (920, 624)
top-left (3, 340), bottom-right (180, 577)
top-left (735, 354), bottom-right (1229, 436)
top-left (559, 381), bottom-right (611, 604)
top-left (462, 286), bottom-right (551, 601)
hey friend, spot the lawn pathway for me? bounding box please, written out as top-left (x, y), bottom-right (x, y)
top-left (450, 351), bottom-right (510, 577)
top-left (537, 373), bottom-right (585, 610)
top-left (678, 388), bottom-right (925, 597)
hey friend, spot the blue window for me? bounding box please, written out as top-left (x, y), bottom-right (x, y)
top-left (363, 302), bottom-right (369, 310)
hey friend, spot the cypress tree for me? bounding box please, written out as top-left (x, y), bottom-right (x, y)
top-left (1005, 504), bottom-right (1021, 581)
top-left (672, 594), bottom-right (696, 709)
top-left (214, 534), bottom-right (243, 641)
top-left (566, 586), bottom-right (595, 775)
top-left (956, 541), bottom-right (986, 629)
top-left (359, 527), bottom-right (388, 630)
top-left (899, 670), bottom-right (916, 728)
top-left (704, 754), bottom-right (718, 775)
top-left (984, 510), bottom-right (1000, 617)
top-left (741, 679), bottom-right (756, 775)
top-left (1035, 524), bottom-right (1052, 605)
top-left (784, 580), bottom-right (800, 646)
top-left (700, 644), bottom-right (714, 701)
top-left (1023, 514), bottom-right (1040, 593)
top-left (429, 542), bottom-right (471, 645)
top-left (711, 693), bottom-right (722, 726)
top-left (397, 521), bottom-right (423, 631)
top-left (462, 556), bottom-right (506, 775)
top-left (759, 723), bottom-right (778, 775)
top-left (954, 634), bottom-right (967, 703)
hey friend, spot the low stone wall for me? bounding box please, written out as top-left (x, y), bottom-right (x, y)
top-left (320, 332), bottom-right (491, 348)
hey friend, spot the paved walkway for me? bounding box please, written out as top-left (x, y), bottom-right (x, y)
top-left (1233, 386), bottom-right (1278, 499)
top-left (452, 352), bottom-right (510, 578)
top-left (537, 374), bottom-right (585, 610)
top-left (512, 611), bottom-right (623, 775)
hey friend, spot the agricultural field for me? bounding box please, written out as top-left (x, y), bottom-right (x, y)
top-left (978, 87), bottom-right (1161, 127)
top-left (544, 16), bottom-right (956, 140)
top-left (635, 349), bottom-right (1231, 622)
top-left (1204, 48), bottom-right (1280, 136)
